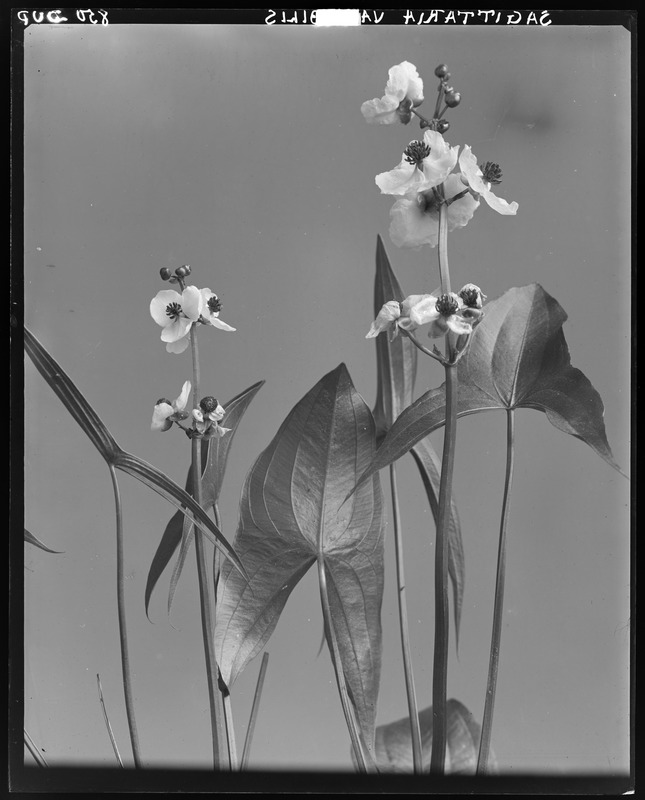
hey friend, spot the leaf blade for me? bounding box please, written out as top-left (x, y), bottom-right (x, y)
top-left (215, 364), bottom-right (384, 751)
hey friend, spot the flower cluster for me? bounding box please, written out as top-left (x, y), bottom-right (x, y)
top-left (150, 266), bottom-right (234, 440)
top-left (151, 384), bottom-right (230, 439)
top-left (363, 61), bottom-right (518, 249)
top-left (366, 284), bottom-right (486, 341)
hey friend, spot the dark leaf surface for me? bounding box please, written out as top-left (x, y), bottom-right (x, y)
top-left (215, 364), bottom-right (384, 751)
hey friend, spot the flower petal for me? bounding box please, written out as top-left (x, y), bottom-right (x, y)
top-left (389, 196), bottom-right (439, 249)
top-left (385, 61), bottom-right (423, 106)
top-left (166, 337), bottom-right (190, 354)
top-left (150, 290), bottom-right (182, 328)
top-left (366, 300), bottom-right (401, 338)
top-left (151, 402), bottom-right (174, 431)
top-left (174, 380), bottom-right (192, 411)
top-left (181, 285), bottom-right (204, 320)
top-left (446, 314), bottom-right (474, 336)
top-left (481, 191), bottom-right (518, 215)
top-left (402, 295), bottom-right (441, 329)
top-left (458, 145), bottom-right (488, 195)
top-left (208, 317), bottom-right (236, 332)
top-left (160, 317), bottom-right (192, 343)
top-left (361, 95), bottom-right (401, 125)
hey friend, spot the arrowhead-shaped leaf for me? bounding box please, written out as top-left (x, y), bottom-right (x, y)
top-left (24, 528), bottom-right (64, 554)
top-left (144, 381), bottom-right (264, 618)
top-left (215, 364), bottom-right (384, 751)
top-left (369, 698), bottom-right (496, 773)
top-left (371, 236), bottom-right (464, 649)
top-left (359, 284), bottom-right (622, 484)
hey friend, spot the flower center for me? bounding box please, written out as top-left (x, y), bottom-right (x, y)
top-left (165, 302), bottom-right (182, 320)
top-left (481, 161), bottom-right (503, 185)
top-left (156, 397), bottom-right (171, 406)
top-left (435, 294), bottom-right (459, 317)
top-left (404, 140), bottom-right (432, 167)
top-left (199, 396), bottom-right (219, 414)
top-left (207, 295), bottom-right (222, 314)
top-left (416, 188), bottom-right (442, 215)
top-left (459, 287), bottom-right (480, 308)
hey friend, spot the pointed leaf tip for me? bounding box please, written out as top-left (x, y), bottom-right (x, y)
top-left (215, 364), bottom-right (384, 752)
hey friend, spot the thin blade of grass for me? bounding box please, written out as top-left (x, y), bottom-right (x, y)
top-left (96, 673), bottom-right (124, 768)
top-left (241, 652), bottom-right (270, 770)
top-left (24, 729), bottom-right (47, 768)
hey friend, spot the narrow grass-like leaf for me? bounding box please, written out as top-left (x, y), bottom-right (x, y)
top-left (369, 698), bottom-right (496, 774)
top-left (358, 284), bottom-right (622, 485)
top-left (215, 364), bottom-right (384, 753)
top-left (24, 326), bottom-right (244, 578)
top-left (24, 327), bottom-right (119, 461)
top-left (24, 528), bottom-right (63, 554)
top-left (372, 235), bottom-right (417, 440)
top-left (113, 451), bottom-right (246, 579)
top-left (144, 382), bottom-right (263, 617)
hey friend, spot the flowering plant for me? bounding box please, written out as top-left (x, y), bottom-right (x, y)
top-left (22, 44), bottom-right (628, 787)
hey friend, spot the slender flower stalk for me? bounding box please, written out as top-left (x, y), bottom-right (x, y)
top-left (241, 652), bottom-right (270, 771)
top-left (189, 326), bottom-right (227, 769)
top-left (108, 463), bottom-right (142, 767)
top-left (477, 408), bottom-right (516, 774)
top-left (317, 558), bottom-right (375, 773)
top-left (430, 200), bottom-right (458, 774)
top-left (389, 463), bottom-right (423, 773)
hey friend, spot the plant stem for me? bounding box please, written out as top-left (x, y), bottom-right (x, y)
top-left (241, 652), bottom-right (270, 771)
top-left (317, 558), bottom-right (375, 773)
top-left (389, 463), bottom-right (423, 773)
top-left (108, 463), bottom-right (142, 767)
top-left (222, 692), bottom-right (239, 770)
top-left (477, 408), bottom-right (516, 774)
top-left (189, 327), bottom-right (227, 769)
top-left (429, 199), bottom-right (456, 774)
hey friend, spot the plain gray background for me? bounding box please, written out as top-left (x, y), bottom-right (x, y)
top-left (23, 22), bottom-right (631, 772)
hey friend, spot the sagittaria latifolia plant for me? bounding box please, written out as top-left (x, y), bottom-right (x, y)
top-left (24, 59), bottom-right (623, 775)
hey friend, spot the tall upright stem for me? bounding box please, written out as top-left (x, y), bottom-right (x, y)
top-left (189, 327), bottom-right (227, 769)
top-left (430, 200), bottom-right (457, 774)
top-left (389, 463), bottom-right (423, 773)
top-left (108, 463), bottom-right (142, 767)
top-left (477, 409), bottom-right (516, 773)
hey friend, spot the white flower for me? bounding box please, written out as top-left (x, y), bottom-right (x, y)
top-left (367, 293), bottom-right (473, 340)
top-left (200, 288), bottom-right (236, 332)
top-left (150, 286), bottom-right (203, 354)
top-left (389, 174), bottom-right (480, 249)
top-left (193, 398), bottom-right (230, 438)
top-left (458, 146), bottom-right (518, 215)
top-left (151, 381), bottom-right (191, 432)
top-left (361, 61), bottom-right (424, 125)
top-left (375, 130), bottom-right (459, 196)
